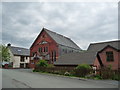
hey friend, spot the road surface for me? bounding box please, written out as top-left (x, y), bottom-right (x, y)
top-left (2, 69), bottom-right (119, 88)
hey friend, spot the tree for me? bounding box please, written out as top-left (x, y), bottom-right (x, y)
top-left (0, 45), bottom-right (1, 62)
top-left (0, 45), bottom-right (10, 62)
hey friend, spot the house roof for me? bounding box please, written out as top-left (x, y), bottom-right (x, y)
top-left (98, 45), bottom-right (120, 53)
top-left (8, 46), bottom-right (30, 56)
top-left (54, 51), bottom-right (96, 65)
top-left (54, 40), bottom-right (120, 66)
top-left (87, 40), bottom-right (120, 52)
top-left (44, 28), bottom-right (80, 50)
top-left (30, 28), bottom-right (81, 50)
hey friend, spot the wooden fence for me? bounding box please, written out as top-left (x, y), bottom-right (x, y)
top-left (35, 66), bottom-right (120, 80)
top-left (96, 69), bottom-right (120, 79)
top-left (35, 66), bottom-right (75, 75)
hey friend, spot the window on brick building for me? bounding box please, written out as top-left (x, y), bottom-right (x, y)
top-left (46, 47), bottom-right (48, 52)
top-left (39, 47), bottom-right (42, 53)
top-left (39, 41), bottom-right (48, 45)
top-left (44, 47), bottom-right (46, 52)
top-left (54, 50), bottom-right (56, 61)
top-left (51, 51), bottom-right (53, 61)
top-left (106, 51), bottom-right (114, 62)
top-left (32, 52), bottom-right (35, 56)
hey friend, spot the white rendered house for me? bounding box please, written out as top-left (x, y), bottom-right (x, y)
top-left (7, 44), bottom-right (30, 68)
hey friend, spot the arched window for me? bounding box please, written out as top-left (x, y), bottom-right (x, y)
top-left (38, 47), bottom-right (42, 53)
top-left (51, 51), bottom-right (53, 61)
top-left (46, 47), bottom-right (48, 52)
top-left (44, 47), bottom-right (46, 52)
top-left (39, 41), bottom-right (48, 44)
top-left (54, 50), bottom-right (56, 61)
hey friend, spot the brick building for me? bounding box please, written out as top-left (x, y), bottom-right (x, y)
top-left (88, 40), bottom-right (119, 70)
top-left (29, 28), bottom-right (81, 68)
top-left (55, 40), bottom-right (120, 70)
top-left (93, 44), bottom-right (120, 70)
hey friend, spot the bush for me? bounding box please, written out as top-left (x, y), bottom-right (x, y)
top-left (100, 67), bottom-right (114, 79)
top-left (97, 67), bottom-right (120, 80)
top-left (74, 64), bottom-right (92, 77)
top-left (8, 64), bottom-right (12, 67)
top-left (36, 60), bottom-right (48, 67)
top-left (94, 75), bottom-right (102, 80)
top-left (2, 65), bottom-right (5, 68)
top-left (107, 64), bottom-right (112, 70)
top-left (47, 64), bottom-right (55, 68)
top-left (76, 64), bottom-right (91, 69)
top-left (112, 74), bottom-right (120, 80)
top-left (33, 69), bottom-right (39, 72)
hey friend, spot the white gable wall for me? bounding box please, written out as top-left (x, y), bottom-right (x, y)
top-left (13, 56), bottom-right (20, 68)
top-left (8, 49), bottom-right (30, 68)
top-left (8, 49), bottom-right (20, 68)
top-left (8, 49), bottom-right (14, 63)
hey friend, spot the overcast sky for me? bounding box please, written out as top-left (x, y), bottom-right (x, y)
top-left (2, 2), bottom-right (118, 50)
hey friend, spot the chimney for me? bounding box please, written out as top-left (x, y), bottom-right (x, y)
top-left (7, 43), bottom-right (11, 47)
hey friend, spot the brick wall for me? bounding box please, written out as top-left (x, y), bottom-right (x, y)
top-left (99, 47), bottom-right (119, 70)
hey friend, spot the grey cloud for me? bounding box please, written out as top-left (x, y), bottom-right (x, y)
top-left (2, 31), bottom-right (32, 48)
top-left (2, 2), bottom-right (118, 49)
top-left (0, 2), bottom-right (2, 44)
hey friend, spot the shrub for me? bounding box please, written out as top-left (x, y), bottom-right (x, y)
top-left (112, 74), bottom-right (120, 80)
top-left (100, 67), bottom-right (114, 79)
top-left (33, 69), bottom-right (39, 72)
top-left (74, 64), bottom-right (92, 77)
top-left (94, 75), bottom-right (102, 80)
top-left (47, 64), bottom-right (55, 68)
top-left (99, 67), bottom-right (120, 80)
top-left (36, 60), bottom-right (48, 67)
top-left (2, 65), bottom-right (5, 68)
top-left (8, 64), bottom-right (12, 67)
top-left (76, 64), bottom-right (91, 69)
top-left (53, 71), bottom-right (60, 74)
top-left (107, 64), bottom-right (112, 70)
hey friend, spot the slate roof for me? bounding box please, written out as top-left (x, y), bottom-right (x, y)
top-left (31, 28), bottom-right (81, 50)
top-left (8, 46), bottom-right (30, 56)
top-left (44, 28), bottom-right (80, 50)
top-left (54, 40), bottom-right (120, 65)
top-left (87, 40), bottom-right (120, 52)
top-left (54, 51), bottom-right (96, 65)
